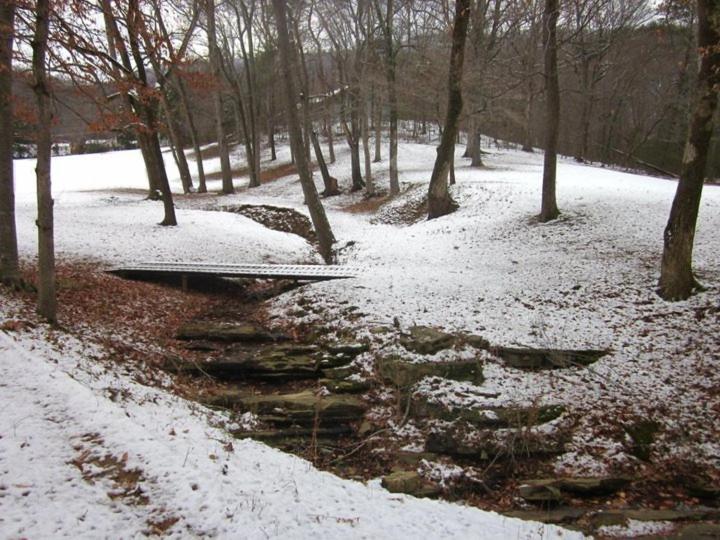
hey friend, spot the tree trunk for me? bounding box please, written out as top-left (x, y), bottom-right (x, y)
top-left (470, 122), bottom-right (483, 167)
top-left (0, 0), bottom-right (20, 287)
top-left (575, 57), bottom-right (592, 162)
top-left (126, 0), bottom-right (176, 225)
top-left (325, 110), bottom-right (335, 163)
top-left (362, 98), bottom-right (374, 195)
top-left (374, 0), bottom-right (398, 194)
top-left (449, 146), bottom-right (456, 186)
top-left (174, 74), bottom-right (207, 192)
top-left (463, 117), bottom-right (474, 158)
top-left (32, 0), bottom-right (56, 323)
top-left (311, 130), bottom-right (339, 196)
top-left (272, 0), bottom-right (335, 263)
top-left (522, 77), bottom-right (535, 152)
top-left (374, 89), bottom-right (382, 163)
top-left (147, 128), bottom-right (177, 226)
top-left (237, 5), bottom-right (261, 188)
top-left (206, 0), bottom-right (233, 194)
top-left (161, 94), bottom-right (193, 193)
top-left (540, 0), bottom-right (560, 222)
top-left (387, 45), bottom-right (399, 194)
top-left (658, 0), bottom-right (720, 301)
top-left (347, 92), bottom-right (365, 191)
top-left (427, 0), bottom-right (470, 220)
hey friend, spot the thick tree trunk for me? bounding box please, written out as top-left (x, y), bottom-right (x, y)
top-left (206, 0), bottom-right (233, 194)
top-left (137, 132), bottom-right (160, 198)
top-left (658, 0), bottom-right (720, 301)
top-left (427, 0), bottom-right (470, 220)
top-left (0, 1), bottom-right (20, 287)
top-left (470, 122), bottom-right (483, 167)
top-left (147, 129), bottom-right (177, 226)
top-left (32, 0), bottom-right (56, 323)
top-left (272, 0), bottom-right (335, 263)
top-left (126, 0), bottom-right (177, 225)
top-left (540, 0), bottom-right (560, 222)
top-left (348, 93), bottom-right (365, 191)
top-left (463, 117), bottom-right (474, 158)
top-left (311, 130), bottom-right (339, 196)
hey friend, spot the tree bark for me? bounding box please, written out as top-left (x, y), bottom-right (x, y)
top-left (346, 91), bottom-right (365, 191)
top-left (174, 74), bottom-right (207, 192)
top-left (373, 86), bottom-right (382, 163)
top-left (522, 77), bottom-right (535, 152)
top-left (470, 122), bottom-right (483, 167)
top-left (272, 0), bottom-right (335, 263)
top-left (325, 110), bottom-right (335, 163)
top-left (32, 0), bottom-right (56, 323)
top-left (206, 0), bottom-right (234, 194)
top-left (311, 130), bottom-right (339, 196)
top-left (658, 0), bottom-right (720, 300)
top-left (539, 0), bottom-right (560, 222)
top-left (161, 95), bottom-right (193, 193)
top-left (427, 0), bottom-right (470, 220)
top-left (463, 117), bottom-right (474, 158)
top-left (362, 97), bottom-right (374, 196)
top-left (0, 0), bottom-right (20, 286)
top-left (127, 0), bottom-right (176, 225)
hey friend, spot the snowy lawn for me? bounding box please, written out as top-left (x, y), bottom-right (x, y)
top-left (2, 136), bottom-right (719, 537)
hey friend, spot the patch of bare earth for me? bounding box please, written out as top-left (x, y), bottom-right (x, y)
top-left (70, 432), bottom-right (180, 536)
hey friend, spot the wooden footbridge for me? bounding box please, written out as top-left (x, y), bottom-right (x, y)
top-left (109, 262), bottom-right (357, 288)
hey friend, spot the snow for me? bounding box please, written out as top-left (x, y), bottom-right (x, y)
top-left (4, 133), bottom-right (719, 537)
top-left (0, 318), bottom-right (579, 539)
top-left (1, 142), bottom-right (596, 537)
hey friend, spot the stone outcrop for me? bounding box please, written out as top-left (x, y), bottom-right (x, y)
top-left (494, 346), bottom-right (608, 369)
top-left (381, 471), bottom-right (442, 498)
top-left (399, 326), bottom-right (456, 355)
top-left (410, 394), bottom-right (564, 428)
top-left (378, 355), bottom-right (483, 387)
top-left (425, 421), bottom-right (566, 459)
top-left (518, 477), bottom-right (632, 503)
top-left (176, 321), bottom-right (287, 343)
top-left (206, 390), bottom-right (366, 427)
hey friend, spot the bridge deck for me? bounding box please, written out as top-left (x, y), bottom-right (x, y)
top-left (108, 262), bottom-right (357, 282)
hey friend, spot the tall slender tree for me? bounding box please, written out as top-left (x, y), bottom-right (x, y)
top-left (539, 0), bottom-right (560, 222)
top-left (206, 0), bottom-right (234, 194)
top-left (373, 0), bottom-right (399, 194)
top-left (271, 0), bottom-right (335, 263)
top-left (427, 0), bottom-right (471, 220)
top-left (32, 0), bottom-right (56, 323)
top-left (0, 0), bottom-right (21, 287)
top-left (658, 0), bottom-right (720, 300)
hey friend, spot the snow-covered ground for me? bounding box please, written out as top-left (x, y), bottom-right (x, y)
top-left (2, 135), bottom-right (719, 537)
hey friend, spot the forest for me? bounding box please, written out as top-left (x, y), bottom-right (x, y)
top-left (0, 0), bottom-right (719, 538)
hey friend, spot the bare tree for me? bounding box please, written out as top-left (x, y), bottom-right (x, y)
top-left (373, 0), bottom-right (399, 194)
top-left (539, 0), bottom-right (560, 222)
top-left (206, 0), bottom-right (234, 194)
top-left (658, 0), bottom-right (720, 300)
top-left (427, 0), bottom-right (471, 220)
top-left (271, 0), bottom-right (335, 263)
top-left (0, 0), bottom-right (21, 287)
top-left (32, 0), bottom-right (56, 323)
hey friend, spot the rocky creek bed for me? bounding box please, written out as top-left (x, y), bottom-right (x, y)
top-left (153, 280), bottom-right (720, 539)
